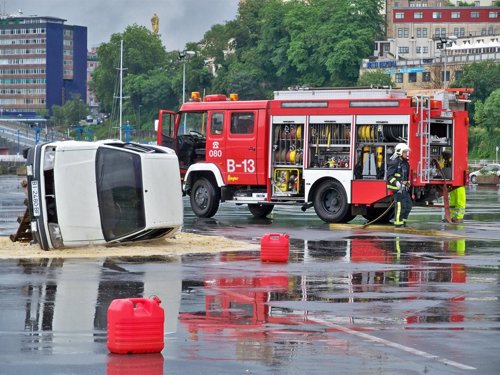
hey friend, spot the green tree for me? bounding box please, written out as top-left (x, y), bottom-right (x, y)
top-left (285, 0), bottom-right (384, 86)
top-left (470, 89), bottom-right (500, 159)
top-left (357, 69), bottom-right (394, 87)
top-left (50, 95), bottom-right (88, 129)
top-left (454, 61), bottom-right (500, 126)
top-left (92, 24), bottom-right (168, 114)
top-left (456, 61), bottom-right (500, 103)
top-left (475, 89), bottom-right (500, 134)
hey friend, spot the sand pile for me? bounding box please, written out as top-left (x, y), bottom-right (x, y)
top-left (0, 232), bottom-right (257, 259)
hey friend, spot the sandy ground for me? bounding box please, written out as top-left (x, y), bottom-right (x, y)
top-left (0, 231), bottom-right (257, 259)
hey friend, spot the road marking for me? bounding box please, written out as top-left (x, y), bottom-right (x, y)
top-left (309, 317), bottom-right (476, 371)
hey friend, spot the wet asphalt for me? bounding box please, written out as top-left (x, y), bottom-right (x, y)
top-left (0, 175), bottom-right (499, 374)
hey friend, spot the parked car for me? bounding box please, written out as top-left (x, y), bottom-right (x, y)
top-left (469, 163), bottom-right (500, 184)
top-left (25, 140), bottom-right (183, 250)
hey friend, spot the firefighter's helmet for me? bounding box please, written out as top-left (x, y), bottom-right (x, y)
top-left (393, 143), bottom-right (410, 159)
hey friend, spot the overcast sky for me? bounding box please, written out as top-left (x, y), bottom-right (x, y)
top-left (9, 0), bottom-right (240, 50)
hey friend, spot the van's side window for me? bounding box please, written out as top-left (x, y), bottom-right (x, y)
top-left (211, 113), bottom-right (224, 135)
top-left (231, 112), bottom-right (254, 135)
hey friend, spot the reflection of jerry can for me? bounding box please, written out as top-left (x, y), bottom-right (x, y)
top-left (107, 297), bottom-right (164, 354)
top-left (261, 233), bottom-right (289, 263)
top-left (107, 353), bottom-right (164, 375)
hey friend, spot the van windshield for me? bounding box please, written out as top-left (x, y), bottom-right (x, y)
top-left (96, 147), bottom-right (145, 241)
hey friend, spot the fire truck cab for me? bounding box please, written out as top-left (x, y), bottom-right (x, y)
top-left (156, 87), bottom-right (469, 223)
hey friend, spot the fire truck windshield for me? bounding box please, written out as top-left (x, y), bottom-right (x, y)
top-left (179, 112), bottom-right (207, 137)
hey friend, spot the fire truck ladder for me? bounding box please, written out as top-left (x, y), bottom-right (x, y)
top-left (415, 95), bottom-right (431, 184)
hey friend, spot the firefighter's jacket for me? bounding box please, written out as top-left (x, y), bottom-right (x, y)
top-left (387, 157), bottom-right (410, 192)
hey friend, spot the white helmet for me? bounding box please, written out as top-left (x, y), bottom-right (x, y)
top-left (393, 143), bottom-right (410, 158)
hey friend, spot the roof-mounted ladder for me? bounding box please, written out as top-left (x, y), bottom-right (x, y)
top-left (415, 95), bottom-right (431, 184)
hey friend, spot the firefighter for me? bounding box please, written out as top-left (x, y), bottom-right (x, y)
top-left (441, 150), bottom-right (466, 223)
top-left (450, 186), bottom-right (466, 223)
top-left (387, 143), bottom-right (412, 227)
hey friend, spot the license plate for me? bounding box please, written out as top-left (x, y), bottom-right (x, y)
top-left (31, 180), bottom-right (41, 217)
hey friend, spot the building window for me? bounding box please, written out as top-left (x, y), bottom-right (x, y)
top-left (414, 12), bottom-right (423, 19)
top-left (455, 70), bottom-right (463, 81)
top-left (471, 11), bottom-right (479, 18)
top-left (422, 72), bottom-right (431, 82)
top-left (395, 12), bottom-right (405, 19)
top-left (395, 73), bottom-right (404, 83)
top-left (451, 12), bottom-right (460, 19)
top-left (398, 46), bottom-right (410, 54)
top-left (416, 28), bottom-right (428, 38)
top-left (416, 46), bottom-right (428, 54)
top-left (454, 28), bottom-right (465, 37)
top-left (432, 12), bottom-right (442, 19)
top-left (435, 28), bottom-right (446, 38)
top-left (489, 12), bottom-right (498, 19)
top-left (397, 28), bottom-right (409, 38)
top-left (409, 72), bottom-right (417, 83)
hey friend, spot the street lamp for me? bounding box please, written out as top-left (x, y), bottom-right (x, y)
top-left (179, 50), bottom-right (196, 104)
top-left (437, 35), bottom-right (457, 91)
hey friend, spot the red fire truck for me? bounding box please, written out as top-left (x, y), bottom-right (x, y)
top-left (156, 87), bottom-right (469, 223)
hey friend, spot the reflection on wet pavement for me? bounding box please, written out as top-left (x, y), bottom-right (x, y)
top-left (1, 234), bottom-right (498, 374)
top-left (1, 179), bottom-right (500, 373)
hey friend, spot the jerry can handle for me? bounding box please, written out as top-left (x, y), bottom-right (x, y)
top-left (266, 233), bottom-right (289, 240)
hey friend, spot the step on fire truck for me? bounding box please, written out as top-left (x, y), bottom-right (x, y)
top-left (156, 87), bottom-right (470, 223)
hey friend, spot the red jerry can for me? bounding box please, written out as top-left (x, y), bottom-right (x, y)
top-left (261, 233), bottom-right (289, 263)
top-left (107, 297), bottom-right (164, 354)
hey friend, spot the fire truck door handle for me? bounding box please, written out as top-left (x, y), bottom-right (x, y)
top-left (249, 147), bottom-right (256, 151)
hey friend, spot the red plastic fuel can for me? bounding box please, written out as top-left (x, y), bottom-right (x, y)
top-left (261, 233), bottom-right (289, 262)
top-left (107, 297), bottom-right (164, 354)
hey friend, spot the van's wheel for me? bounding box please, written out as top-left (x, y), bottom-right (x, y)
top-left (363, 207), bottom-right (393, 224)
top-left (470, 175), bottom-right (477, 184)
top-left (313, 180), bottom-right (349, 223)
top-left (248, 203), bottom-right (274, 218)
top-left (190, 177), bottom-right (220, 218)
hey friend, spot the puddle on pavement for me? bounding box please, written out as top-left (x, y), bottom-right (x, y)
top-left (2, 237), bottom-right (479, 343)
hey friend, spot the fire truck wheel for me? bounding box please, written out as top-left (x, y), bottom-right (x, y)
top-left (313, 180), bottom-right (349, 223)
top-left (190, 177), bottom-right (220, 218)
top-left (248, 204), bottom-right (274, 218)
top-left (363, 207), bottom-right (393, 223)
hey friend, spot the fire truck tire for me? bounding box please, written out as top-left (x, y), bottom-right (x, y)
top-left (363, 207), bottom-right (393, 223)
top-left (190, 177), bottom-right (220, 218)
top-left (248, 204), bottom-right (274, 218)
top-left (313, 180), bottom-right (350, 223)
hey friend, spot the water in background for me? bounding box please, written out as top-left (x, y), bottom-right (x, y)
top-left (0, 175), bottom-right (26, 237)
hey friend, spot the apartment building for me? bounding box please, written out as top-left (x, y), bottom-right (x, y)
top-left (362, 1), bottom-right (500, 89)
top-left (0, 14), bottom-right (87, 116)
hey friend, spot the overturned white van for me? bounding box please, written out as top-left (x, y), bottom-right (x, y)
top-left (25, 140), bottom-right (183, 250)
